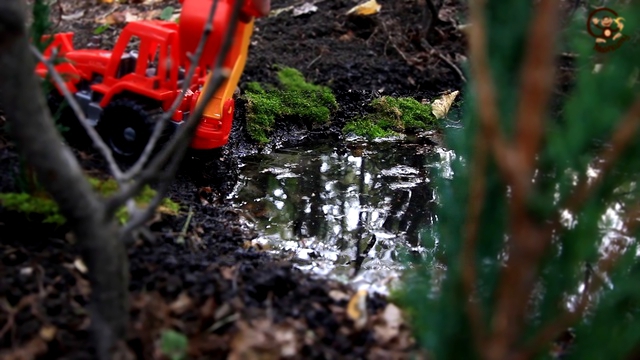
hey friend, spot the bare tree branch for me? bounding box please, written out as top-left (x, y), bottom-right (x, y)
top-left (488, 0), bottom-right (562, 357)
top-left (0, 1), bottom-right (128, 358)
top-left (121, 0), bottom-right (223, 180)
top-left (111, 0), bottom-right (244, 229)
top-left (30, 45), bottom-right (124, 180)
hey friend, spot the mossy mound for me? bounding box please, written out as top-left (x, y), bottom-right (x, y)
top-left (343, 96), bottom-right (438, 139)
top-left (0, 177), bottom-right (180, 226)
top-left (244, 67), bottom-right (338, 144)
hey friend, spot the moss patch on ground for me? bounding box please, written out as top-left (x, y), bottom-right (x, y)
top-left (0, 177), bottom-right (179, 226)
top-left (244, 66), bottom-right (338, 144)
top-left (343, 96), bottom-right (438, 139)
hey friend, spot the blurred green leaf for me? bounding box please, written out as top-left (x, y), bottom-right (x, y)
top-left (160, 6), bottom-right (175, 21)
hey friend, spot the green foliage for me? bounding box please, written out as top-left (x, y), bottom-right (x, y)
top-left (30, 0), bottom-right (53, 53)
top-left (160, 329), bottom-right (188, 360)
top-left (160, 6), bottom-right (175, 21)
top-left (343, 96), bottom-right (437, 139)
top-left (0, 178), bottom-right (180, 225)
top-left (0, 192), bottom-right (66, 225)
top-left (244, 66), bottom-right (338, 143)
top-left (398, 1), bottom-right (640, 359)
top-left (93, 24), bottom-right (110, 35)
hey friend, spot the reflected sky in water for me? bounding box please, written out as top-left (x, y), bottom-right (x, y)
top-left (229, 138), bottom-right (455, 293)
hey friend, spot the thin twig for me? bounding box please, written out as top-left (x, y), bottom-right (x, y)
top-left (30, 45), bottom-right (123, 180)
top-left (513, 0), bottom-right (560, 185)
top-left (463, 0), bottom-right (507, 357)
top-left (435, 51), bottom-right (467, 82)
top-left (466, 0), bottom-right (514, 192)
top-left (488, 0), bottom-right (562, 356)
top-left (461, 125), bottom-right (489, 352)
top-left (176, 205), bottom-right (194, 245)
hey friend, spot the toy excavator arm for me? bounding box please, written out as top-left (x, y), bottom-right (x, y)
top-left (180, 0), bottom-right (268, 149)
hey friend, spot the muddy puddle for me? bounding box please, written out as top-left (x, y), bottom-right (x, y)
top-left (228, 135), bottom-right (455, 294)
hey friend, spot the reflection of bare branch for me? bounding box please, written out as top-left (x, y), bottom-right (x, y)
top-left (31, 46), bottom-right (123, 180)
top-left (560, 98), bottom-right (640, 219)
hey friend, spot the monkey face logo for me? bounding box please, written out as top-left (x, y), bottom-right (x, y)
top-left (587, 7), bottom-right (630, 53)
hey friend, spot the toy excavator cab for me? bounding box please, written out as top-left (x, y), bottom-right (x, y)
top-left (116, 52), bottom-right (138, 79)
top-left (91, 20), bottom-right (186, 108)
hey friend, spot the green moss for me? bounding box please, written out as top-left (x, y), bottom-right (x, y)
top-left (0, 192), bottom-right (65, 225)
top-left (0, 177), bottom-right (180, 226)
top-left (343, 96), bottom-right (438, 139)
top-left (244, 66), bottom-right (338, 144)
top-left (343, 118), bottom-right (396, 139)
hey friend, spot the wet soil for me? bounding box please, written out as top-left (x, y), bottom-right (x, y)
top-left (0, 0), bottom-right (466, 358)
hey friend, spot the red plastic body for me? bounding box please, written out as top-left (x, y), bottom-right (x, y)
top-left (36, 0), bottom-right (268, 151)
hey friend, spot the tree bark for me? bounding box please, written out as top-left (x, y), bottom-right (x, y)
top-left (0, 1), bottom-right (128, 358)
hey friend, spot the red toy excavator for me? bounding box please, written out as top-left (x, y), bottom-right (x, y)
top-left (36, 0), bottom-right (269, 160)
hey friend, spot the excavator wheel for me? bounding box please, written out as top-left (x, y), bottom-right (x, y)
top-left (97, 98), bottom-right (171, 164)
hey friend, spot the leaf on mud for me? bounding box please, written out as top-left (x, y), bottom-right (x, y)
top-left (73, 258), bottom-right (88, 274)
top-left (61, 10), bottom-right (85, 21)
top-left (457, 23), bottom-right (473, 35)
top-left (99, 10), bottom-right (140, 25)
top-left (293, 3), bottom-right (318, 17)
top-left (431, 90), bottom-right (459, 119)
top-left (372, 304), bottom-right (403, 344)
top-left (346, 289), bottom-right (368, 330)
top-left (346, 0), bottom-right (381, 16)
top-left (229, 319), bottom-right (298, 360)
top-left (328, 289), bottom-right (350, 302)
top-left (220, 266), bottom-right (236, 280)
top-left (100, 12), bottom-right (124, 25)
top-left (39, 325), bottom-right (57, 342)
top-left (0, 337), bottom-right (48, 359)
top-left (269, 5), bottom-right (295, 17)
top-left (169, 292), bottom-right (193, 315)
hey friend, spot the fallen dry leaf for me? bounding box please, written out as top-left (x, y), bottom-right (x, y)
top-left (0, 337), bottom-right (48, 359)
top-left (346, 0), bottom-right (381, 16)
top-left (61, 10), bottom-right (85, 21)
top-left (169, 292), bottom-right (193, 315)
top-left (346, 289), bottom-right (368, 330)
top-left (431, 90), bottom-right (459, 119)
top-left (229, 319), bottom-right (299, 360)
top-left (293, 3), bottom-right (318, 17)
top-left (73, 258), bottom-right (87, 274)
top-left (373, 303), bottom-right (403, 344)
top-left (39, 325), bottom-right (57, 342)
top-left (228, 319), bottom-right (280, 360)
top-left (328, 289), bottom-right (350, 302)
top-left (220, 266), bottom-right (236, 281)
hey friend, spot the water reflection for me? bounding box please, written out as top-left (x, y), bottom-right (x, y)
top-left (230, 139), bottom-right (449, 292)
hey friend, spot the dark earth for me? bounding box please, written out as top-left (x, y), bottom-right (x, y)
top-left (0, 0), bottom-right (469, 358)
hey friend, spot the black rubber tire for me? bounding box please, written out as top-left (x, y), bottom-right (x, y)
top-left (97, 98), bottom-right (167, 164)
